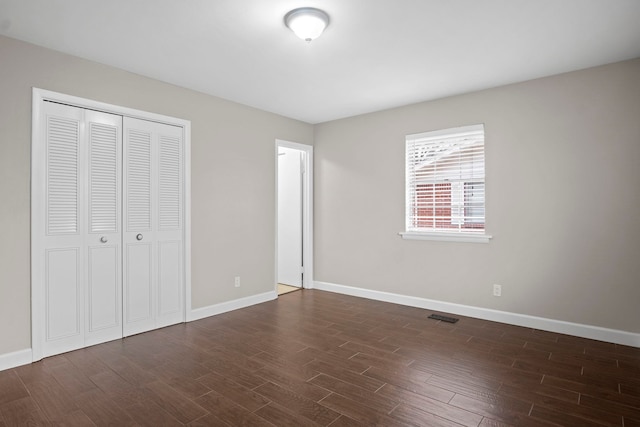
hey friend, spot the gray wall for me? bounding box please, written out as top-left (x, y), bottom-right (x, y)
top-left (0, 35), bottom-right (313, 355)
top-left (314, 58), bottom-right (640, 333)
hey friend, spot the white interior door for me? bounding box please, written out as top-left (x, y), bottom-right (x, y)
top-left (35, 102), bottom-right (122, 357)
top-left (277, 147), bottom-right (303, 287)
top-left (123, 117), bottom-right (184, 336)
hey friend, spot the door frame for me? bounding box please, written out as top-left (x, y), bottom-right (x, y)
top-left (275, 140), bottom-right (313, 290)
top-left (31, 88), bottom-right (191, 361)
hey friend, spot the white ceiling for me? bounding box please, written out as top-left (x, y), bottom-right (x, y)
top-left (1, 0), bottom-right (640, 124)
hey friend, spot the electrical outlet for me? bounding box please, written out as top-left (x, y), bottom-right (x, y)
top-left (234, 276), bottom-right (241, 288)
top-left (493, 284), bottom-right (502, 297)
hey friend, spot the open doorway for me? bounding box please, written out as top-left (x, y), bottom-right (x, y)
top-left (276, 140), bottom-right (313, 295)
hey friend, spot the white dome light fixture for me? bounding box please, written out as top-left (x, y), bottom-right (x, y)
top-left (284, 7), bottom-right (330, 42)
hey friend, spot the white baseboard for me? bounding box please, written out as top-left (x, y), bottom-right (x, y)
top-left (0, 348), bottom-right (32, 372)
top-left (187, 290), bottom-right (277, 322)
top-left (313, 281), bottom-right (640, 348)
top-left (3, 283), bottom-right (634, 373)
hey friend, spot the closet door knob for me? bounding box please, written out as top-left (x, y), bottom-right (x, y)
top-left (136, 234), bottom-right (143, 241)
top-left (100, 236), bottom-right (108, 243)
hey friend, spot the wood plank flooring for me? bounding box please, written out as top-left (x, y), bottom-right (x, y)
top-left (1, 289), bottom-right (639, 426)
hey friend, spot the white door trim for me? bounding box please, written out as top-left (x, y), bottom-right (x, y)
top-left (275, 140), bottom-right (313, 290)
top-left (31, 88), bottom-right (191, 361)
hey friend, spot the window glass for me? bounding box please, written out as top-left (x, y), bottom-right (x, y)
top-left (406, 124), bottom-right (485, 234)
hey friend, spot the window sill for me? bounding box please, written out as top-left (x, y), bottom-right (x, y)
top-left (399, 231), bottom-right (492, 243)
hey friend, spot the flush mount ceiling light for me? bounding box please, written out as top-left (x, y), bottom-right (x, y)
top-left (284, 7), bottom-right (330, 42)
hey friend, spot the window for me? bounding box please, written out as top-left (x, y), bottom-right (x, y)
top-left (402, 124), bottom-right (490, 242)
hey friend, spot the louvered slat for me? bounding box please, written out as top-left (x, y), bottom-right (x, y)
top-left (126, 129), bottom-right (151, 231)
top-left (89, 123), bottom-right (118, 233)
top-left (47, 116), bottom-right (79, 235)
top-left (159, 135), bottom-right (181, 230)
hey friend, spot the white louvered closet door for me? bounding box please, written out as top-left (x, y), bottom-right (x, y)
top-left (38, 102), bottom-right (123, 357)
top-left (84, 110), bottom-right (123, 347)
top-left (123, 117), bottom-right (184, 336)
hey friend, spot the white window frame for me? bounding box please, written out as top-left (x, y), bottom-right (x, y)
top-left (400, 124), bottom-right (492, 243)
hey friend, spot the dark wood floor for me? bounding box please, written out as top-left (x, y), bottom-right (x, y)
top-left (1, 290), bottom-right (639, 426)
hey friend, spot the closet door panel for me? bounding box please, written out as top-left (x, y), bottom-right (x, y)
top-left (123, 123), bottom-right (155, 336)
top-left (123, 117), bottom-right (184, 336)
top-left (85, 110), bottom-right (123, 345)
top-left (41, 102), bottom-right (85, 357)
top-left (156, 128), bottom-right (184, 327)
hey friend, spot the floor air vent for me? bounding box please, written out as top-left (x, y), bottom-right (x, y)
top-left (428, 314), bottom-right (459, 323)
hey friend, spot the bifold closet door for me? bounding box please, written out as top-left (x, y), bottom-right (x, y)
top-left (36, 102), bottom-right (123, 357)
top-left (123, 117), bottom-right (184, 336)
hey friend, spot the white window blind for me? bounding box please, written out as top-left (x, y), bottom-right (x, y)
top-left (405, 124), bottom-right (486, 235)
